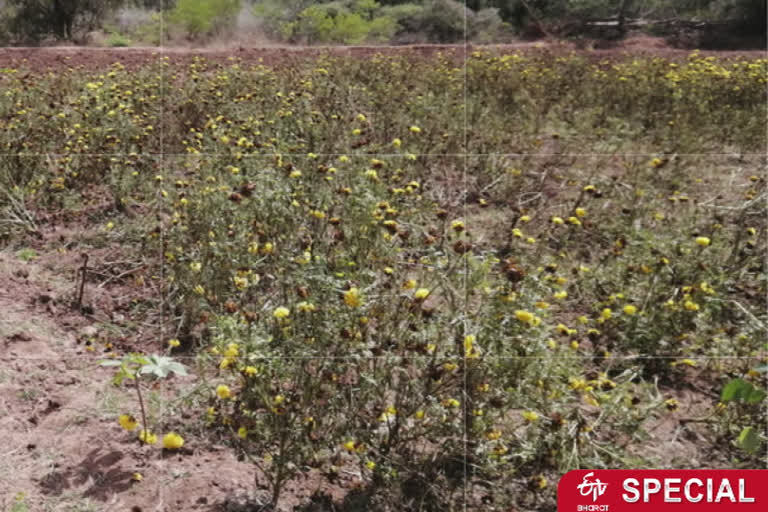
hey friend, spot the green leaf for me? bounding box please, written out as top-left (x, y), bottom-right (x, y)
top-left (737, 426), bottom-right (761, 454)
top-left (721, 378), bottom-right (752, 402)
top-left (721, 378), bottom-right (766, 404)
top-left (138, 355), bottom-right (188, 379)
top-left (746, 387), bottom-right (767, 404)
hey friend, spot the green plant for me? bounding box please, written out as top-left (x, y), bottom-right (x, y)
top-left (15, 247), bottom-right (37, 261)
top-left (9, 492), bottom-right (28, 512)
top-left (105, 32), bottom-right (131, 47)
top-left (169, 0), bottom-right (241, 41)
top-left (720, 376), bottom-right (766, 455)
top-left (101, 354), bottom-right (187, 444)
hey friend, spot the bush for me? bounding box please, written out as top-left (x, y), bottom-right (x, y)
top-left (278, 1), bottom-right (398, 45)
top-left (106, 32), bottom-right (132, 47)
top-left (169, 0), bottom-right (241, 41)
top-left (5, 0), bottom-right (123, 43)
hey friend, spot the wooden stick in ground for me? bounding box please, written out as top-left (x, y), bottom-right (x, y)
top-left (76, 253), bottom-right (88, 310)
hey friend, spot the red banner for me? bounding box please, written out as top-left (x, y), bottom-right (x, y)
top-left (558, 470), bottom-right (768, 511)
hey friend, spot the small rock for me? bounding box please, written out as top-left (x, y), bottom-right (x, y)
top-left (80, 325), bottom-right (98, 337)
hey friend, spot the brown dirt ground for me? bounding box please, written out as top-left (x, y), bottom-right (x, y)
top-left (0, 41), bottom-right (763, 71)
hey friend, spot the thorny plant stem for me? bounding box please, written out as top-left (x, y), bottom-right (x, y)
top-left (76, 253), bottom-right (88, 310)
top-left (135, 373), bottom-right (148, 443)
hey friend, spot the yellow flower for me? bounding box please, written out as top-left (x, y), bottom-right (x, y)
top-left (551, 216), bottom-right (564, 225)
top-left (403, 279), bottom-right (417, 290)
top-left (216, 384), bottom-right (232, 400)
top-left (297, 301), bottom-right (316, 313)
top-left (243, 366), bottom-right (258, 376)
top-left (132, 472), bottom-right (143, 482)
top-left (583, 393), bottom-right (599, 407)
top-left (138, 430), bottom-right (157, 445)
top-left (665, 398), bottom-right (679, 411)
top-left (409, 125), bottom-right (421, 134)
top-left (553, 291), bottom-right (568, 300)
top-left (162, 432), bottom-right (184, 450)
top-left (464, 334), bottom-right (479, 358)
top-left (600, 308), bottom-right (612, 321)
top-left (695, 236), bottom-right (711, 247)
top-left (273, 307), bottom-right (290, 319)
top-left (574, 207), bottom-right (586, 217)
top-left (237, 426), bottom-right (248, 439)
top-left (519, 215), bottom-right (531, 222)
top-left (623, 304), bottom-right (637, 315)
top-left (485, 430), bottom-right (502, 441)
top-left (684, 300), bottom-right (700, 312)
top-left (118, 414), bottom-right (138, 431)
top-left (365, 460), bottom-right (376, 470)
top-left (343, 288), bottom-right (362, 308)
top-left (515, 310), bottom-right (534, 325)
top-left (193, 285), bottom-right (205, 295)
top-left (451, 220), bottom-right (465, 232)
top-left (521, 411), bottom-right (539, 422)
top-left (392, 138), bottom-right (402, 147)
top-left (413, 288), bottom-right (430, 300)
top-left (233, 276), bottom-right (249, 290)
top-left (442, 398), bottom-right (460, 408)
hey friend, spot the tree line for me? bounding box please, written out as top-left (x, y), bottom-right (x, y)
top-left (0, 0), bottom-right (764, 46)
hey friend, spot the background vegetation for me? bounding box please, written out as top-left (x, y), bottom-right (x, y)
top-left (0, 0), bottom-right (764, 47)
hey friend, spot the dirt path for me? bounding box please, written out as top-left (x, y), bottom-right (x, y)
top-left (0, 42), bottom-right (763, 70)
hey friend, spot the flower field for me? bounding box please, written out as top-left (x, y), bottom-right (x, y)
top-left (0, 46), bottom-right (765, 511)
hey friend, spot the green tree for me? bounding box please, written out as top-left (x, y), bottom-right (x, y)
top-left (169, 0), bottom-right (241, 40)
top-left (7, 0), bottom-right (124, 41)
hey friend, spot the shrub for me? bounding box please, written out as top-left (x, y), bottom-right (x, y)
top-left (106, 32), bottom-right (132, 47)
top-left (5, 0), bottom-right (123, 43)
top-left (169, 0), bottom-right (241, 41)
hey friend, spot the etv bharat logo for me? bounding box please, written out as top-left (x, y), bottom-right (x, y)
top-left (578, 472), bottom-right (608, 502)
